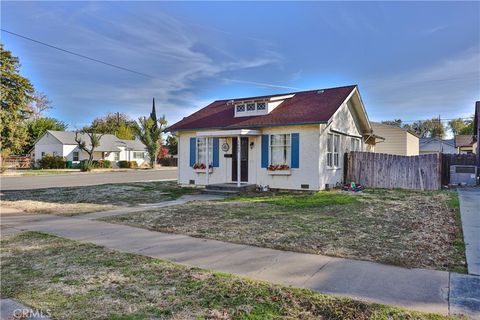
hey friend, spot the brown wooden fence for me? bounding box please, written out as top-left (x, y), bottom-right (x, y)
top-left (344, 152), bottom-right (442, 190)
top-left (2, 155), bottom-right (32, 169)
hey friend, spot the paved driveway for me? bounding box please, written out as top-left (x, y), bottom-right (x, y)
top-left (458, 188), bottom-right (480, 276)
top-left (0, 168), bottom-right (177, 191)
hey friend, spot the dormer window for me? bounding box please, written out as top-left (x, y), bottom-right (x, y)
top-left (236, 104), bottom-right (245, 112)
top-left (246, 103), bottom-right (256, 111)
top-left (256, 102), bottom-right (266, 110)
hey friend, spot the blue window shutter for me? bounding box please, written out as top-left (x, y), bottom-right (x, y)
top-left (291, 133), bottom-right (299, 168)
top-left (212, 138), bottom-right (219, 167)
top-left (189, 137), bottom-right (196, 166)
top-left (261, 135), bottom-right (269, 168)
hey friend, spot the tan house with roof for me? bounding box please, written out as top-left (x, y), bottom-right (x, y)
top-left (455, 135), bottom-right (477, 154)
top-left (370, 123), bottom-right (419, 156)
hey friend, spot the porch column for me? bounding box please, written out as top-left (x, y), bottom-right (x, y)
top-left (237, 135), bottom-right (241, 187)
top-left (205, 137), bottom-right (209, 186)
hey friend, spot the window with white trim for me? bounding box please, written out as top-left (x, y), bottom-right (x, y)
top-left (73, 151), bottom-right (79, 161)
top-left (350, 137), bottom-right (361, 152)
top-left (196, 138), bottom-right (213, 165)
top-left (133, 152), bottom-right (144, 159)
top-left (333, 135), bottom-right (340, 167)
top-left (246, 103), bottom-right (256, 111)
top-left (327, 133), bottom-right (340, 168)
top-left (114, 152), bottom-right (120, 161)
top-left (41, 152), bottom-right (46, 158)
top-left (270, 134), bottom-right (291, 166)
top-left (236, 104), bottom-right (245, 112)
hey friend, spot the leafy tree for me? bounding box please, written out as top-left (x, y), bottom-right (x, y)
top-left (458, 116), bottom-right (474, 135)
top-left (409, 118), bottom-right (445, 138)
top-left (166, 135), bottom-right (178, 155)
top-left (74, 130), bottom-right (104, 170)
top-left (116, 124), bottom-right (135, 140)
top-left (91, 112), bottom-right (136, 138)
top-left (381, 119), bottom-right (403, 127)
top-left (134, 101), bottom-right (167, 168)
top-left (0, 44), bottom-right (34, 154)
top-left (24, 117), bottom-right (67, 153)
top-left (448, 118), bottom-right (467, 136)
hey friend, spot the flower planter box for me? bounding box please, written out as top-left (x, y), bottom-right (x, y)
top-left (194, 168), bottom-right (213, 174)
top-left (267, 169), bottom-right (291, 176)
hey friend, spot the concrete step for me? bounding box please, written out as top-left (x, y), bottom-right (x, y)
top-left (206, 184), bottom-right (256, 192)
top-left (201, 189), bottom-right (240, 196)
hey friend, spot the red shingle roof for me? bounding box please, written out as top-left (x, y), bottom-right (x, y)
top-left (167, 85), bottom-right (357, 132)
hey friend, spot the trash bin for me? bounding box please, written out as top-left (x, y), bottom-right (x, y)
top-left (66, 161), bottom-right (73, 168)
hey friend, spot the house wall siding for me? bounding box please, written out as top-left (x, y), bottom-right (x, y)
top-left (318, 101), bottom-right (364, 189)
top-left (405, 132), bottom-right (420, 156)
top-left (371, 123), bottom-right (419, 156)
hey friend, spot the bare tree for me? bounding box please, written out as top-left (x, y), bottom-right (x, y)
top-left (74, 130), bottom-right (104, 169)
top-left (29, 91), bottom-right (52, 119)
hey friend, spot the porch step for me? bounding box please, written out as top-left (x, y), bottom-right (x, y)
top-left (201, 189), bottom-right (240, 196)
top-left (205, 183), bottom-right (256, 192)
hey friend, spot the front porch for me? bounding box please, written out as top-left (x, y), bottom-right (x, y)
top-left (195, 129), bottom-right (261, 187)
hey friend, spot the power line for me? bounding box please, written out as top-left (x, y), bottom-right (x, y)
top-left (2, 29), bottom-right (154, 78)
top-left (0, 29), bottom-right (299, 91)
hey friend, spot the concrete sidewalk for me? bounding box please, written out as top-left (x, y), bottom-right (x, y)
top-left (458, 189), bottom-right (480, 276)
top-left (2, 212), bottom-right (450, 315)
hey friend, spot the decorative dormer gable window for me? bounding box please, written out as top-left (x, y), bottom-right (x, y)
top-left (233, 94), bottom-right (295, 118)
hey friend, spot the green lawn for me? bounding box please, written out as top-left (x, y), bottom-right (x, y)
top-left (1, 181), bottom-right (199, 216)
top-left (105, 189), bottom-right (466, 272)
top-left (0, 232), bottom-right (457, 320)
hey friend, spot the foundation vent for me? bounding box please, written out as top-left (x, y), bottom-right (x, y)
top-left (301, 184), bottom-right (309, 189)
top-left (189, 180), bottom-right (195, 185)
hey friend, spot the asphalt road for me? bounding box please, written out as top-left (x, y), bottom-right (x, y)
top-left (0, 169), bottom-right (178, 191)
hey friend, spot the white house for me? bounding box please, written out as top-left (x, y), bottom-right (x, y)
top-left (33, 130), bottom-right (149, 167)
top-left (167, 85), bottom-right (380, 191)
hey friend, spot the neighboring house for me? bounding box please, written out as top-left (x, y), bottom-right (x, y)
top-left (33, 130), bottom-right (148, 166)
top-left (167, 85), bottom-right (381, 191)
top-left (475, 101), bottom-right (480, 161)
top-left (370, 122), bottom-right (419, 156)
top-left (455, 135), bottom-right (477, 154)
top-left (419, 138), bottom-right (456, 154)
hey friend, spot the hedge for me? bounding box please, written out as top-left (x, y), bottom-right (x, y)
top-left (38, 155), bottom-right (66, 169)
top-left (118, 160), bottom-right (138, 168)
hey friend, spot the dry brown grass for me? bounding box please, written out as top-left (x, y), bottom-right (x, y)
top-left (1, 232), bottom-right (457, 320)
top-left (0, 181), bottom-right (198, 216)
top-left (106, 189), bottom-right (466, 272)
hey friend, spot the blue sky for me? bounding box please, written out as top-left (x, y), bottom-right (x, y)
top-left (1, 1), bottom-right (479, 130)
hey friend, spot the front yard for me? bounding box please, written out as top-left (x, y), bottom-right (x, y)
top-left (0, 232), bottom-right (457, 320)
top-left (105, 189), bottom-right (466, 272)
top-left (0, 181), bottom-right (199, 216)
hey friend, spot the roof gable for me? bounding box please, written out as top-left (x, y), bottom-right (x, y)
top-left (167, 85), bottom-right (360, 132)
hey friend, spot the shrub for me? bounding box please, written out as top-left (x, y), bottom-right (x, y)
top-left (91, 160), bottom-right (111, 168)
top-left (38, 155), bottom-right (66, 169)
top-left (118, 160), bottom-right (138, 168)
top-left (79, 161), bottom-right (92, 172)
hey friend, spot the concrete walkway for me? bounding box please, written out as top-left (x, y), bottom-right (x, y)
top-left (2, 191), bottom-right (479, 318)
top-left (2, 213), bottom-right (449, 315)
top-left (458, 189), bottom-right (480, 276)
